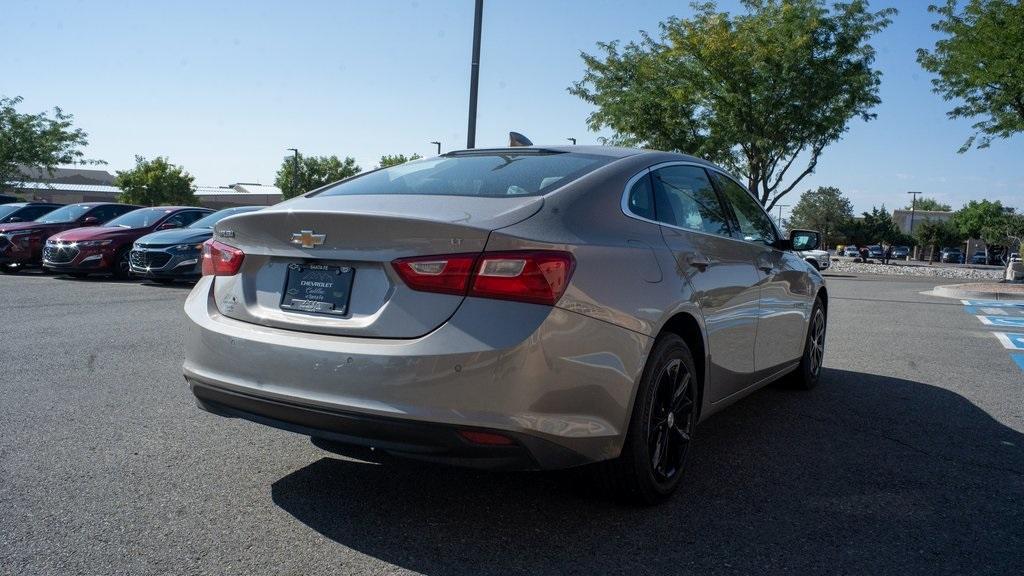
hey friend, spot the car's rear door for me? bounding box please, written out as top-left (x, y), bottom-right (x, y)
top-left (710, 171), bottom-right (810, 376)
top-left (643, 164), bottom-right (761, 402)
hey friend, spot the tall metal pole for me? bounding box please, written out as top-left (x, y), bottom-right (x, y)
top-left (431, 141), bottom-right (441, 155)
top-left (466, 0), bottom-right (483, 149)
top-left (287, 148), bottom-right (299, 195)
top-left (907, 190), bottom-right (922, 261)
top-left (907, 191), bottom-right (921, 235)
top-left (776, 204), bottom-right (789, 229)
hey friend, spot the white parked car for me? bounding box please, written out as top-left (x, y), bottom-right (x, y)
top-left (798, 248), bottom-right (830, 271)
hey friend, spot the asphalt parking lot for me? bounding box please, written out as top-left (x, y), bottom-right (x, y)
top-left (2, 271), bottom-right (1022, 575)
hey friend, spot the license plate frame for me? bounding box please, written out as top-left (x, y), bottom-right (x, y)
top-left (279, 262), bottom-right (355, 316)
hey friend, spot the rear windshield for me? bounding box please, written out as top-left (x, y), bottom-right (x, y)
top-left (315, 151), bottom-right (613, 198)
top-left (188, 206), bottom-right (261, 229)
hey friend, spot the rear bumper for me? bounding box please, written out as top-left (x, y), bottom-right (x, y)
top-left (191, 379), bottom-right (582, 470)
top-left (183, 276), bottom-right (651, 469)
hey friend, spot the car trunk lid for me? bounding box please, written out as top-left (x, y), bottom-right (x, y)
top-left (209, 194), bottom-right (543, 338)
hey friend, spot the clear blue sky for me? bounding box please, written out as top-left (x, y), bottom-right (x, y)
top-left (3, 0), bottom-right (1021, 217)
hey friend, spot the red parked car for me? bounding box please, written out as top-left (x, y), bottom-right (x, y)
top-left (43, 206), bottom-right (212, 278)
top-left (0, 202), bottom-right (140, 273)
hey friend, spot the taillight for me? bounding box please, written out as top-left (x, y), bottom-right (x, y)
top-left (391, 250), bottom-right (575, 306)
top-left (201, 239), bottom-right (245, 276)
top-left (391, 254), bottom-right (477, 295)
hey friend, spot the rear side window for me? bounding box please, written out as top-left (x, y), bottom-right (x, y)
top-left (711, 173), bottom-right (777, 246)
top-left (317, 151), bottom-right (613, 198)
top-left (651, 166), bottom-right (731, 237)
top-left (626, 174), bottom-right (656, 220)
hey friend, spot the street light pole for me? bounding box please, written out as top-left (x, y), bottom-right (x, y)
top-left (908, 190), bottom-right (922, 260)
top-left (466, 0), bottom-right (483, 149)
top-left (907, 191), bottom-right (921, 235)
top-left (430, 141), bottom-right (441, 155)
top-left (776, 204), bottom-right (789, 229)
top-left (286, 148), bottom-right (300, 195)
top-left (567, 138), bottom-right (576, 145)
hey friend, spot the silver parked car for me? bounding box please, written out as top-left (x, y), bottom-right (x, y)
top-left (183, 146), bottom-right (828, 503)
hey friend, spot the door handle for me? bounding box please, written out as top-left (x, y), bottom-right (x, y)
top-left (688, 254), bottom-right (714, 270)
top-left (758, 264), bottom-right (774, 273)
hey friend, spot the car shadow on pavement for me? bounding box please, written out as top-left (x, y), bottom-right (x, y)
top-left (270, 368), bottom-right (1024, 575)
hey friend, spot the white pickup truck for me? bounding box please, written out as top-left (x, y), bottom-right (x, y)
top-left (797, 249), bottom-right (831, 271)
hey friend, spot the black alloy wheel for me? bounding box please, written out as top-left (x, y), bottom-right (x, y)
top-left (597, 333), bottom-right (699, 505)
top-left (647, 358), bottom-right (696, 484)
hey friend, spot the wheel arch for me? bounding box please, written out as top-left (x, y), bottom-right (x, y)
top-left (816, 284), bottom-right (829, 313)
top-left (656, 311), bottom-right (707, 421)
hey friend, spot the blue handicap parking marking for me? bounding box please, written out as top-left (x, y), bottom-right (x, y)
top-left (977, 316), bottom-right (1024, 328)
top-left (961, 299), bottom-right (1024, 308)
top-left (963, 306), bottom-right (1024, 316)
top-left (994, 332), bottom-right (1024, 350)
top-left (1013, 354), bottom-right (1024, 373)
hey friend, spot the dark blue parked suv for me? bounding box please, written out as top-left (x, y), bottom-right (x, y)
top-left (129, 206), bottom-right (262, 283)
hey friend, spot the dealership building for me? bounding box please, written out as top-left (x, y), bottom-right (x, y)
top-left (3, 167), bottom-right (282, 208)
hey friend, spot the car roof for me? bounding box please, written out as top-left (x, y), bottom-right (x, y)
top-left (443, 145), bottom-right (720, 167)
top-left (133, 205), bottom-right (210, 211)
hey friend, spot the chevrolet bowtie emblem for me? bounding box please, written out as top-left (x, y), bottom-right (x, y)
top-left (291, 230), bottom-right (326, 248)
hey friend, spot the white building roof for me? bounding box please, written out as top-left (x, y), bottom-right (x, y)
top-left (9, 181), bottom-right (121, 194)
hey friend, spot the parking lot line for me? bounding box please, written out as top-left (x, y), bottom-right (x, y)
top-left (961, 299), bottom-right (1024, 307)
top-left (994, 332), bottom-right (1024, 351)
top-left (976, 316), bottom-right (1024, 328)
top-left (963, 306), bottom-right (1024, 316)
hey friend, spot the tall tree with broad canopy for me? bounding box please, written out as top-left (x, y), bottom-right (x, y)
top-left (114, 156), bottom-right (197, 206)
top-left (905, 196), bottom-right (952, 211)
top-left (917, 0), bottom-right (1024, 152)
top-left (378, 154), bottom-right (422, 169)
top-left (914, 219), bottom-right (964, 261)
top-left (788, 186), bottom-right (855, 249)
top-left (0, 95), bottom-right (104, 191)
top-left (569, 0), bottom-right (896, 210)
top-left (275, 155), bottom-right (361, 199)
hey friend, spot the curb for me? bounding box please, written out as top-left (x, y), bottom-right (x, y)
top-left (931, 283), bottom-right (1024, 301)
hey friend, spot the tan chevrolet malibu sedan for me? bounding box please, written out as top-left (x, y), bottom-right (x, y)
top-left (183, 146), bottom-right (827, 504)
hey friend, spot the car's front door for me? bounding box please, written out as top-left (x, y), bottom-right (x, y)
top-left (645, 164), bottom-right (762, 403)
top-left (711, 172), bottom-right (810, 375)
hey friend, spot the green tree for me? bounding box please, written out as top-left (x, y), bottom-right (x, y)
top-left (569, 0), bottom-right (895, 209)
top-left (951, 199), bottom-right (1007, 239)
top-left (906, 196), bottom-right (952, 211)
top-left (114, 156), bottom-right (196, 206)
top-left (862, 205), bottom-right (902, 243)
top-left (378, 153), bottom-right (422, 169)
top-left (917, 0), bottom-right (1024, 151)
top-left (788, 186), bottom-right (854, 249)
top-left (914, 219), bottom-right (964, 261)
top-left (275, 155), bottom-right (361, 199)
top-left (0, 95), bottom-right (103, 191)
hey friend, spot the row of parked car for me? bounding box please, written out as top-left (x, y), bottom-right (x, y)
top-left (0, 201), bottom-right (261, 282)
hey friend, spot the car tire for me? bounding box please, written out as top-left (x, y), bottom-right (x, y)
top-left (0, 264), bottom-right (18, 274)
top-left (787, 297), bottom-right (827, 390)
top-left (595, 333), bottom-right (698, 505)
top-left (114, 248), bottom-right (131, 280)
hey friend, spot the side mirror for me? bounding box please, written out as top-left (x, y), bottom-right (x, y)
top-left (82, 216), bottom-right (100, 226)
top-left (158, 222), bottom-right (181, 230)
top-left (789, 229), bottom-right (821, 252)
